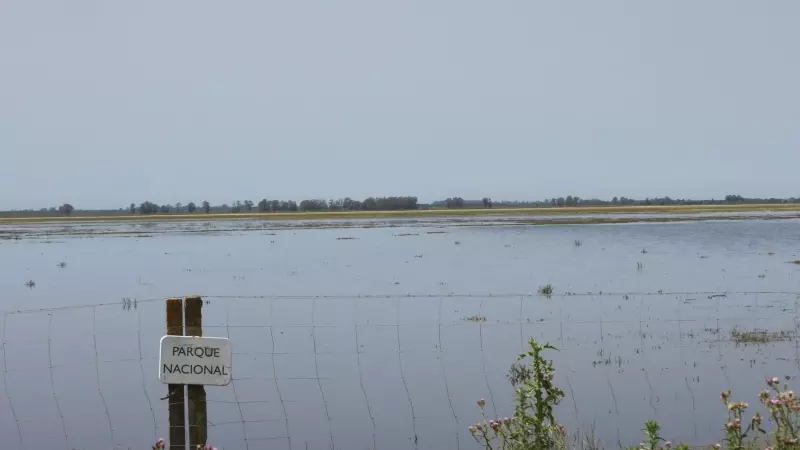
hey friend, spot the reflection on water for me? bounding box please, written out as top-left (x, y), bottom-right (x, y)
top-left (1, 219), bottom-right (800, 449)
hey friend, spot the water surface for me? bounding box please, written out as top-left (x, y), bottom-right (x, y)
top-left (1, 218), bottom-right (799, 449)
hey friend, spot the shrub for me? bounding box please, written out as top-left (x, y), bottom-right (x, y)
top-left (470, 339), bottom-right (565, 450)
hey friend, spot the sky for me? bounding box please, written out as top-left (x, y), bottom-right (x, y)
top-left (1, 1), bottom-right (798, 210)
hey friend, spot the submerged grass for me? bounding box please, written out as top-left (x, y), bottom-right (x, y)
top-left (730, 327), bottom-right (795, 344)
top-left (464, 315), bottom-right (487, 322)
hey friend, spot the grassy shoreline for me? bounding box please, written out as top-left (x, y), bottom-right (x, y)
top-left (2, 203), bottom-right (800, 224)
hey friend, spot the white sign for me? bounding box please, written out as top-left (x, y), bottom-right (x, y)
top-left (159, 336), bottom-right (232, 386)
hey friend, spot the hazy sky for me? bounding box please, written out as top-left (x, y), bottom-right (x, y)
top-left (1, 1), bottom-right (798, 209)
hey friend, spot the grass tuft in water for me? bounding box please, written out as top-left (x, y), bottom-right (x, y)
top-left (57, 261), bottom-right (67, 268)
top-left (24, 280), bottom-right (35, 288)
top-left (731, 327), bottom-right (795, 344)
top-left (464, 315), bottom-right (487, 322)
top-left (790, 260), bottom-right (800, 265)
top-left (574, 240), bottom-right (582, 247)
top-left (538, 284), bottom-right (553, 296)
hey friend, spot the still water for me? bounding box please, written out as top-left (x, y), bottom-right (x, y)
top-left (1, 218), bottom-right (799, 449)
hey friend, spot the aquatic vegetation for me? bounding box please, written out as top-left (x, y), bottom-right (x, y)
top-left (152, 440), bottom-right (216, 450)
top-left (121, 297), bottom-right (137, 311)
top-left (464, 315), bottom-right (487, 322)
top-left (24, 280), bottom-right (35, 288)
top-left (731, 328), bottom-right (794, 344)
top-left (574, 240), bottom-right (583, 247)
top-left (538, 284), bottom-right (553, 296)
top-left (57, 261), bottom-right (67, 268)
top-left (336, 236), bottom-right (359, 240)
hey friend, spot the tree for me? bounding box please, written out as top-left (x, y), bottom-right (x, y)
top-left (329, 199), bottom-right (344, 211)
top-left (612, 197), bottom-right (619, 205)
top-left (139, 201), bottom-right (156, 214)
top-left (362, 197), bottom-right (377, 210)
top-left (299, 199), bottom-right (327, 211)
top-left (287, 200), bottom-right (298, 211)
top-left (202, 201), bottom-right (210, 214)
top-left (258, 199), bottom-right (269, 212)
top-left (175, 202), bottom-right (182, 213)
top-left (725, 194), bottom-right (744, 203)
top-left (243, 200), bottom-right (254, 212)
top-left (160, 204), bottom-right (171, 213)
top-left (270, 200), bottom-right (281, 212)
top-left (482, 197), bottom-right (493, 208)
top-left (187, 202), bottom-right (196, 213)
top-left (129, 203), bottom-right (136, 214)
top-left (445, 197), bottom-right (465, 208)
top-left (58, 204), bottom-right (74, 216)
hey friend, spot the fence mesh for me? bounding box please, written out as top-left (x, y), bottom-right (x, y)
top-left (1, 291), bottom-right (799, 450)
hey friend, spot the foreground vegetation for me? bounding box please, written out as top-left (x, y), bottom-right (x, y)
top-left (469, 339), bottom-right (800, 450)
top-left (149, 339), bottom-right (800, 450)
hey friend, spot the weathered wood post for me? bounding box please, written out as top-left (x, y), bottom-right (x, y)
top-left (185, 296), bottom-right (208, 448)
top-left (165, 298), bottom-right (186, 450)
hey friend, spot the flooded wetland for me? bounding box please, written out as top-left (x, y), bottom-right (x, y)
top-left (2, 213), bottom-right (800, 450)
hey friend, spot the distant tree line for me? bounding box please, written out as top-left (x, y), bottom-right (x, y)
top-left (433, 194), bottom-right (800, 209)
top-left (125, 196), bottom-right (418, 215)
top-left (6, 194), bottom-right (800, 218)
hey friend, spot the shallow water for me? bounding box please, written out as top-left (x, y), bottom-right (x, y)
top-left (1, 219), bottom-right (799, 449)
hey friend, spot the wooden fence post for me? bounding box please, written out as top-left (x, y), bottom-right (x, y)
top-left (165, 298), bottom-right (186, 450)
top-left (185, 296), bottom-right (208, 448)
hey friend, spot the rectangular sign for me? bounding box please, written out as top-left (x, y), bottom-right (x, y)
top-left (159, 335), bottom-right (232, 386)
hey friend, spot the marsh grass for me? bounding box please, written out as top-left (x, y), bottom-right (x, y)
top-left (790, 260), bottom-right (800, 265)
top-left (336, 236), bottom-right (359, 240)
top-left (464, 315), bottom-right (487, 322)
top-left (24, 280), bottom-right (35, 288)
top-left (538, 284), bottom-right (554, 296)
top-left (730, 327), bottom-right (795, 344)
top-left (574, 240), bottom-right (583, 247)
top-left (57, 261), bottom-right (67, 268)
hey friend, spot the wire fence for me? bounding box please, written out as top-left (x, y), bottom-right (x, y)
top-left (1, 291), bottom-right (799, 450)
